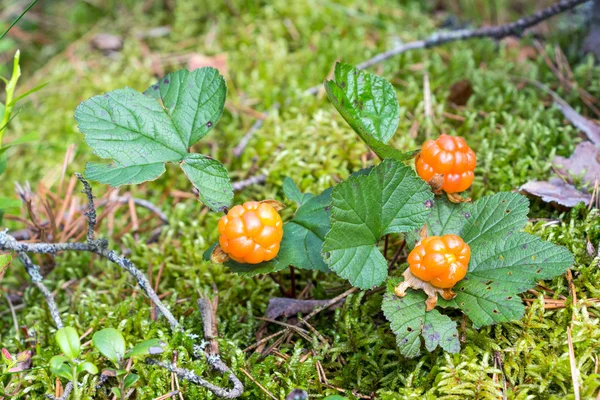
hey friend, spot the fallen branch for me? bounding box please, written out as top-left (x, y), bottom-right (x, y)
top-left (0, 174), bottom-right (243, 398)
top-left (232, 104), bottom-right (279, 158)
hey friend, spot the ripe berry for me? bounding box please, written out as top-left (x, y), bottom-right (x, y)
top-left (407, 234), bottom-right (470, 289)
top-left (416, 134), bottom-right (476, 194)
top-left (218, 201), bottom-right (283, 264)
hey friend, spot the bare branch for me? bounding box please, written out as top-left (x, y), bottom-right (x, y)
top-left (232, 103), bottom-right (279, 158)
top-left (306, 0), bottom-right (590, 92)
top-left (76, 173), bottom-right (96, 244)
top-left (232, 174), bottom-right (267, 192)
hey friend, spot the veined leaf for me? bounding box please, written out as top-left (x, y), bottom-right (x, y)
top-left (325, 62), bottom-right (415, 161)
top-left (92, 328), bottom-right (126, 364)
top-left (282, 177), bottom-right (314, 206)
top-left (75, 67), bottom-right (230, 212)
top-left (323, 159), bottom-right (433, 289)
top-left (414, 192), bottom-right (573, 328)
top-left (382, 281), bottom-right (460, 358)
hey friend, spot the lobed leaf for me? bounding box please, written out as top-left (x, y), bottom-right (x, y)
top-left (323, 159), bottom-right (433, 289)
top-left (382, 283), bottom-right (460, 358)
top-left (412, 192), bottom-right (573, 328)
top-left (75, 67), bottom-right (231, 212)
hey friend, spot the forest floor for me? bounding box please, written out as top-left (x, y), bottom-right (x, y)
top-left (1, 1), bottom-right (600, 399)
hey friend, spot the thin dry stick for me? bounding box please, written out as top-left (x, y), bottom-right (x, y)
top-left (240, 368), bottom-right (277, 400)
top-left (5, 294), bottom-right (19, 339)
top-left (232, 103), bottom-right (279, 158)
top-left (567, 326), bottom-right (581, 400)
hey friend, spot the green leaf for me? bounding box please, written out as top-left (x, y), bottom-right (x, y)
top-left (75, 67), bottom-right (230, 212)
top-left (282, 177), bottom-right (314, 206)
top-left (8, 82), bottom-right (48, 106)
top-left (323, 159), bottom-right (433, 289)
top-left (419, 193), bottom-right (573, 328)
top-left (55, 327), bottom-right (80, 359)
top-left (123, 373), bottom-right (140, 388)
top-left (325, 62), bottom-right (414, 161)
top-left (77, 361), bottom-right (99, 375)
top-left (382, 284), bottom-right (460, 358)
top-left (49, 355), bottom-right (72, 380)
top-left (92, 328), bottom-right (126, 364)
top-left (84, 162), bottom-right (166, 186)
top-left (0, 131), bottom-right (40, 155)
top-left (323, 396), bottom-right (348, 400)
top-left (0, 153), bottom-right (7, 176)
top-left (144, 68), bottom-right (226, 144)
top-left (124, 338), bottom-right (165, 358)
top-left (180, 154), bottom-right (233, 212)
top-left (111, 387), bottom-right (122, 398)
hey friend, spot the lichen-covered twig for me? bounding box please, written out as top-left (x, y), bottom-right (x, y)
top-left (307, 0), bottom-right (590, 94)
top-left (146, 297), bottom-right (244, 399)
top-left (0, 175), bottom-right (243, 398)
top-left (232, 174), bottom-right (267, 192)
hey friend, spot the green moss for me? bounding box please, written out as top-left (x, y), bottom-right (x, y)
top-left (2, 0), bottom-right (600, 398)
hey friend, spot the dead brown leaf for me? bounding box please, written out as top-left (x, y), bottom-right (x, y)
top-left (520, 177), bottom-right (591, 208)
top-left (188, 53), bottom-right (228, 76)
top-left (447, 79), bottom-right (473, 106)
top-left (554, 141), bottom-right (600, 187)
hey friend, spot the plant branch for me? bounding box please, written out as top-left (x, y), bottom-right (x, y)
top-left (1, 175), bottom-right (243, 398)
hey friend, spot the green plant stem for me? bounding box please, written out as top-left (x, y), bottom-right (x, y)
top-left (71, 364), bottom-right (79, 400)
top-left (0, 51), bottom-right (21, 145)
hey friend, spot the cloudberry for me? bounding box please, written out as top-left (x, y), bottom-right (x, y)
top-left (407, 234), bottom-right (470, 289)
top-left (416, 134), bottom-right (476, 194)
top-left (217, 201), bottom-right (283, 264)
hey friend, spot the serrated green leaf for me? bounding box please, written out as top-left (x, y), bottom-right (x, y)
top-left (84, 162), bottom-right (166, 186)
top-left (418, 193), bottom-right (573, 328)
top-left (325, 62), bottom-right (415, 161)
top-left (92, 328), bottom-right (126, 364)
top-left (323, 159), bottom-right (433, 289)
top-left (75, 68), bottom-right (230, 212)
top-left (226, 187), bottom-right (333, 275)
top-left (382, 286), bottom-right (459, 358)
top-left (144, 68), bottom-right (226, 144)
top-left (180, 154), bottom-right (232, 212)
top-left (124, 338), bottom-right (165, 358)
top-left (282, 177), bottom-right (314, 206)
top-left (55, 327), bottom-right (80, 359)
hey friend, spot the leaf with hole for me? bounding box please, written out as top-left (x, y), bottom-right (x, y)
top-left (382, 281), bottom-right (460, 358)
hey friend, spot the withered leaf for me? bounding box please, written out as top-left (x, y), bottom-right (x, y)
top-left (520, 177), bottom-right (591, 207)
top-left (554, 141), bottom-right (600, 187)
top-left (265, 297), bottom-right (342, 320)
top-left (447, 79), bottom-right (473, 106)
